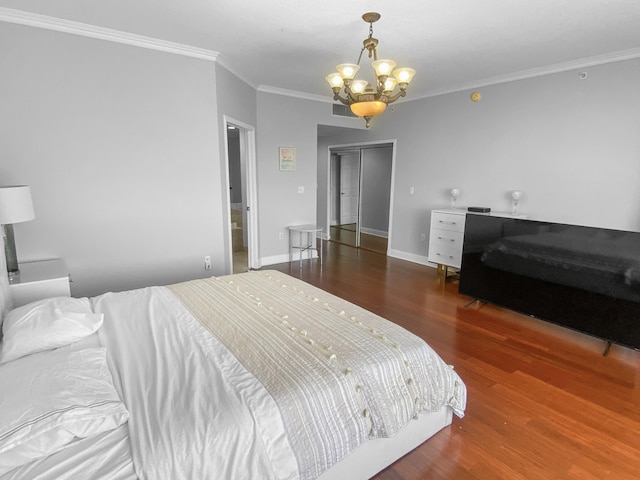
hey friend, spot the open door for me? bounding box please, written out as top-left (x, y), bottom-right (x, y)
top-left (224, 116), bottom-right (259, 273)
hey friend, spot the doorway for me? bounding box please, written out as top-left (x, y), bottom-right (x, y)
top-left (329, 143), bottom-right (393, 254)
top-left (224, 117), bottom-right (259, 274)
top-left (330, 150), bottom-right (360, 247)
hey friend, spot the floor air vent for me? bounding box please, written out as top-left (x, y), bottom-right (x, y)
top-left (332, 104), bottom-right (357, 118)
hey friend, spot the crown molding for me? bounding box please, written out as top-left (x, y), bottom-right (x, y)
top-left (0, 7), bottom-right (219, 62)
top-left (412, 47), bottom-right (640, 100)
top-left (3, 7), bottom-right (640, 103)
top-left (257, 84), bottom-right (414, 108)
top-left (215, 55), bottom-right (258, 90)
top-left (257, 85), bottom-right (334, 103)
top-left (258, 46), bottom-right (640, 104)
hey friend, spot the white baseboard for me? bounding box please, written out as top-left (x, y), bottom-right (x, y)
top-left (360, 227), bottom-right (388, 238)
top-left (387, 249), bottom-right (436, 268)
top-left (261, 250), bottom-right (318, 267)
top-left (261, 249), bottom-right (435, 270)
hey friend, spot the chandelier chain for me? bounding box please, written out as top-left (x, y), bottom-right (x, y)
top-left (357, 20), bottom-right (376, 65)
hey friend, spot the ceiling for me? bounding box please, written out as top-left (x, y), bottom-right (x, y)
top-left (2, 0), bottom-right (640, 101)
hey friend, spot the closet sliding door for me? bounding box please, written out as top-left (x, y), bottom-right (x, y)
top-left (329, 144), bottom-right (392, 253)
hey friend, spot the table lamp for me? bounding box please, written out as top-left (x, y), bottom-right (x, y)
top-left (511, 190), bottom-right (523, 215)
top-left (0, 186), bottom-right (35, 278)
top-left (450, 188), bottom-right (461, 209)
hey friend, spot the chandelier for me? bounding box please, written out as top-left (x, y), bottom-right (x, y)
top-left (325, 12), bottom-right (416, 128)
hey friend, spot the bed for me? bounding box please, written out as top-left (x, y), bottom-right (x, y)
top-left (0, 239), bottom-right (466, 479)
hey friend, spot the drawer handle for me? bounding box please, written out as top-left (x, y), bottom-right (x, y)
top-left (438, 220), bottom-right (457, 225)
top-left (437, 236), bottom-right (456, 243)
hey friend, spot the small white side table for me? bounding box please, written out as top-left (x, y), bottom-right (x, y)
top-left (287, 225), bottom-right (323, 270)
top-left (9, 259), bottom-right (71, 307)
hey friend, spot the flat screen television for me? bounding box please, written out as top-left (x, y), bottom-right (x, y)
top-left (458, 213), bottom-right (640, 352)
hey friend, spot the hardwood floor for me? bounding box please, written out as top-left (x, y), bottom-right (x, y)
top-left (330, 224), bottom-right (389, 253)
top-left (268, 241), bottom-right (640, 480)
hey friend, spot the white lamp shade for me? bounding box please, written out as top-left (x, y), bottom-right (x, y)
top-left (336, 63), bottom-right (360, 80)
top-left (325, 72), bottom-right (344, 88)
top-left (393, 67), bottom-right (416, 85)
top-left (0, 186), bottom-right (35, 225)
top-left (350, 80), bottom-right (369, 94)
top-left (383, 77), bottom-right (397, 93)
top-left (371, 59), bottom-right (397, 77)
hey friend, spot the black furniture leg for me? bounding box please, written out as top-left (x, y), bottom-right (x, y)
top-left (464, 299), bottom-right (486, 308)
top-left (602, 341), bottom-right (612, 356)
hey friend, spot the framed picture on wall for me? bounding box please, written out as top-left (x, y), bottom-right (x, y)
top-left (279, 146), bottom-right (296, 171)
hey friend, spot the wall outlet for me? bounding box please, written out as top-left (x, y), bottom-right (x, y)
top-left (420, 233), bottom-right (426, 241)
top-left (279, 232), bottom-right (284, 240)
top-left (204, 255), bottom-right (212, 270)
top-left (298, 186), bottom-right (305, 193)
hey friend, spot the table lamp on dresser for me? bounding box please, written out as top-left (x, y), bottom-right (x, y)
top-left (0, 185), bottom-right (35, 279)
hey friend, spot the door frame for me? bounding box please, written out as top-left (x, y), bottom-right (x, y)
top-left (223, 115), bottom-right (260, 271)
top-left (325, 139), bottom-right (397, 254)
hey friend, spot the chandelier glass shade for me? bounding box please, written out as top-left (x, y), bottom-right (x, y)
top-left (325, 12), bottom-right (416, 128)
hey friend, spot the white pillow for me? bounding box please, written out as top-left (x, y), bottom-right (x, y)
top-left (0, 297), bottom-right (103, 364)
top-left (0, 347), bottom-right (129, 475)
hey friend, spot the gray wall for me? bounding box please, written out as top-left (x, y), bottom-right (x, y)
top-left (256, 92), bottom-right (366, 265)
top-left (0, 22), bottom-right (225, 296)
top-left (317, 59), bottom-right (640, 264)
top-left (214, 64), bottom-right (258, 271)
top-left (3, 19), bottom-right (640, 294)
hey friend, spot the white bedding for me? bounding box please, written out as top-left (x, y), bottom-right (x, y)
top-left (169, 272), bottom-right (465, 479)
top-left (0, 348), bottom-right (129, 474)
top-left (1, 426), bottom-right (135, 480)
top-left (0, 335), bottom-right (137, 480)
top-left (93, 284), bottom-right (298, 480)
top-left (0, 270), bottom-right (466, 480)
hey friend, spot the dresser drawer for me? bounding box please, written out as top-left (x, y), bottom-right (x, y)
top-left (427, 243), bottom-right (462, 268)
top-left (430, 229), bottom-right (464, 249)
top-left (430, 211), bottom-right (466, 233)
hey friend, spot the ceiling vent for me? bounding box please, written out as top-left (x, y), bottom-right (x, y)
top-left (332, 104), bottom-right (357, 118)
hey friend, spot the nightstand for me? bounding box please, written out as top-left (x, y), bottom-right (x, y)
top-left (8, 259), bottom-right (71, 307)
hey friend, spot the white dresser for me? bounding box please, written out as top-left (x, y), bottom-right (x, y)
top-left (428, 209), bottom-right (467, 275)
top-left (428, 208), bottom-right (527, 277)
